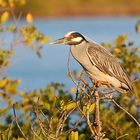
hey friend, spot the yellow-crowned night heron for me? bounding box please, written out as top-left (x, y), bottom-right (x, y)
top-left (52, 31), bottom-right (133, 93)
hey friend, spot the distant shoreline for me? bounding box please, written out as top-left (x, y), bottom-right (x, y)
top-left (24, 0), bottom-right (140, 18)
top-left (28, 11), bottom-right (140, 18)
top-left (32, 13), bottom-right (140, 18)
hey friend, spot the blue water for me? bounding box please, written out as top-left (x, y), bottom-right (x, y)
top-left (6, 17), bottom-right (140, 91)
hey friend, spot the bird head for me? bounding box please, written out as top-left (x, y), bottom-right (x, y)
top-left (52, 31), bottom-right (87, 45)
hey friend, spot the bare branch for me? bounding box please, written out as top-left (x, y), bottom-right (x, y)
top-left (94, 90), bottom-right (102, 140)
top-left (55, 107), bottom-right (76, 139)
top-left (86, 99), bottom-right (97, 136)
top-left (35, 97), bottom-right (55, 139)
top-left (13, 104), bottom-right (29, 140)
top-left (116, 133), bottom-right (129, 140)
top-left (112, 99), bottom-right (140, 128)
top-left (67, 48), bottom-right (78, 87)
top-left (55, 111), bottom-right (67, 139)
top-left (31, 125), bottom-right (43, 140)
top-left (73, 115), bottom-right (84, 129)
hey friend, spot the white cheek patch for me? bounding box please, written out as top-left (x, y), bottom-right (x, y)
top-left (71, 37), bottom-right (82, 42)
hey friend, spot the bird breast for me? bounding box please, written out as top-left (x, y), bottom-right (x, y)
top-left (70, 43), bottom-right (92, 71)
top-left (70, 43), bottom-right (105, 81)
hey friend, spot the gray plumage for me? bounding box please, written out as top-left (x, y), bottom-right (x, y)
top-left (86, 42), bottom-right (133, 92)
top-left (52, 31), bottom-right (133, 93)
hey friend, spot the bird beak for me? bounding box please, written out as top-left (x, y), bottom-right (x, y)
top-left (51, 37), bottom-right (70, 45)
top-left (51, 37), bottom-right (66, 44)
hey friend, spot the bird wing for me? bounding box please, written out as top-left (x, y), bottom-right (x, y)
top-left (86, 43), bottom-right (133, 90)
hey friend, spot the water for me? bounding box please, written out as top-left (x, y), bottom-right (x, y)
top-left (6, 17), bottom-right (140, 91)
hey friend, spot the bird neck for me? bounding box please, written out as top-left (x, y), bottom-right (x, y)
top-left (72, 40), bottom-right (88, 47)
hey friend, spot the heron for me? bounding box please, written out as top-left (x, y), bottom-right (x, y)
top-left (52, 31), bottom-right (133, 93)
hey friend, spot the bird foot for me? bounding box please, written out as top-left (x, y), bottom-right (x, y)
top-left (93, 81), bottom-right (110, 91)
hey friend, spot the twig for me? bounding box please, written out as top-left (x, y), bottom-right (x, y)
top-left (86, 98), bottom-right (97, 136)
top-left (35, 97), bottom-right (49, 138)
top-left (55, 111), bottom-right (67, 139)
top-left (59, 109), bottom-right (75, 135)
top-left (116, 134), bottom-right (129, 140)
top-left (5, 118), bottom-right (14, 140)
top-left (67, 48), bottom-right (78, 87)
top-left (39, 107), bottom-right (49, 124)
top-left (55, 107), bottom-right (76, 139)
top-left (39, 121), bottom-right (50, 138)
top-left (76, 97), bottom-right (87, 118)
top-left (79, 77), bottom-right (92, 91)
top-left (9, 6), bottom-right (18, 27)
top-left (35, 97), bottom-right (47, 137)
top-left (112, 99), bottom-right (140, 128)
top-left (73, 115), bottom-right (84, 129)
top-left (31, 125), bottom-right (43, 140)
top-left (13, 104), bottom-right (29, 140)
top-left (35, 97), bottom-right (55, 139)
top-left (47, 117), bottom-right (53, 140)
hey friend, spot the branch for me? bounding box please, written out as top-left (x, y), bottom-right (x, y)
top-left (13, 104), bottom-right (29, 140)
top-left (94, 90), bottom-right (102, 140)
top-left (111, 99), bottom-right (140, 128)
top-left (55, 111), bottom-right (67, 139)
top-left (55, 107), bottom-right (76, 139)
top-left (67, 48), bottom-right (78, 87)
top-left (31, 125), bottom-right (43, 140)
top-left (86, 99), bottom-right (97, 136)
top-left (116, 134), bottom-right (129, 140)
top-left (35, 97), bottom-right (55, 139)
top-left (6, 119), bottom-right (14, 140)
top-left (73, 115), bottom-right (84, 129)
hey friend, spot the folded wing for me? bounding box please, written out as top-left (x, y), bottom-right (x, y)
top-left (86, 43), bottom-right (133, 91)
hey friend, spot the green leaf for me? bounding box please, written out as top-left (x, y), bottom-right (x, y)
top-left (89, 103), bottom-right (95, 113)
top-left (115, 34), bottom-right (127, 46)
top-left (79, 134), bottom-right (86, 140)
top-left (69, 131), bottom-right (78, 140)
top-left (63, 101), bottom-right (77, 111)
top-left (17, 138), bottom-right (25, 140)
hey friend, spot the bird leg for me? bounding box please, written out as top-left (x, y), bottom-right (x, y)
top-left (92, 80), bottom-right (98, 91)
top-left (98, 81), bottom-right (111, 88)
top-left (93, 81), bottom-right (111, 91)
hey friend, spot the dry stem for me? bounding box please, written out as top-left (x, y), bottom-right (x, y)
top-left (111, 99), bottom-right (140, 128)
top-left (13, 104), bottom-right (29, 140)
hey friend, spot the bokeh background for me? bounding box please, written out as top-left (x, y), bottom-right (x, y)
top-left (0, 0), bottom-right (140, 139)
top-left (24, 0), bottom-right (140, 17)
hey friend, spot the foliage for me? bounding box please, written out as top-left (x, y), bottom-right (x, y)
top-left (0, 1), bottom-right (140, 140)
